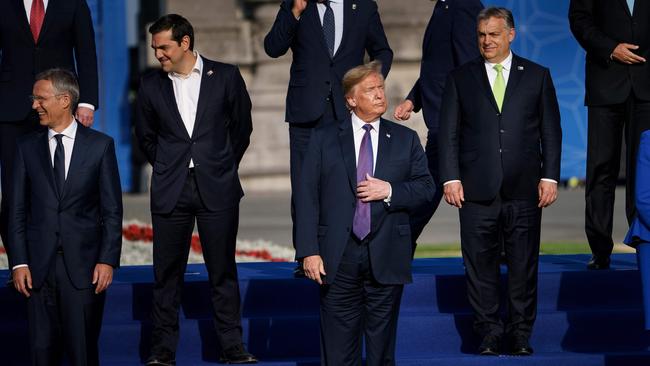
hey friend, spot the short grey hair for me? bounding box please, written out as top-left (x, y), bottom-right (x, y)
top-left (477, 7), bottom-right (515, 30)
top-left (35, 68), bottom-right (80, 110)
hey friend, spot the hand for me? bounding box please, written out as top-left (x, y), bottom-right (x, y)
top-left (13, 267), bottom-right (32, 298)
top-left (357, 174), bottom-right (390, 202)
top-left (292, 0), bottom-right (308, 19)
top-left (75, 106), bottom-right (94, 127)
top-left (443, 181), bottom-right (464, 208)
top-left (303, 255), bottom-right (326, 284)
top-left (538, 180), bottom-right (558, 208)
top-left (92, 263), bottom-right (113, 294)
top-left (612, 43), bottom-right (646, 64)
top-left (394, 100), bottom-right (414, 121)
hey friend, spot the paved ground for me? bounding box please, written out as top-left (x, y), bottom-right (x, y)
top-left (125, 187), bottom-right (630, 247)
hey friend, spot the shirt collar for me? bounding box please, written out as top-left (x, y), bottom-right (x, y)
top-left (485, 51), bottom-right (513, 71)
top-left (351, 112), bottom-right (380, 132)
top-left (168, 51), bottom-right (203, 79)
top-left (48, 118), bottom-right (77, 140)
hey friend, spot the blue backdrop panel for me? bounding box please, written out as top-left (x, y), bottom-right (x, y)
top-left (87, 0), bottom-right (132, 190)
top-left (488, 0), bottom-right (587, 179)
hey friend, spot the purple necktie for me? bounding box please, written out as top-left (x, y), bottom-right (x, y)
top-left (353, 124), bottom-right (373, 240)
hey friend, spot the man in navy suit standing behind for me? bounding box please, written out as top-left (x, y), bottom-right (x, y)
top-left (296, 61), bottom-right (434, 365)
top-left (8, 68), bottom-right (122, 366)
top-left (264, 0), bottom-right (393, 272)
top-left (0, 0), bottom-right (99, 252)
top-left (393, 0), bottom-right (483, 250)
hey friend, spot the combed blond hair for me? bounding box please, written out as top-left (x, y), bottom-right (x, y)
top-left (342, 61), bottom-right (384, 98)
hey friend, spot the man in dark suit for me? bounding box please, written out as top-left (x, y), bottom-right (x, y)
top-left (393, 0), bottom-right (484, 249)
top-left (135, 14), bottom-right (256, 365)
top-left (0, 0), bottom-right (98, 254)
top-left (264, 0), bottom-right (393, 267)
top-left (297, 61), bottom-right (434, 365)
top-left (438, 7), bottom-right (562, 355)
top-left (8, 68), bottom-right (122, 365)
top-left (569, 0), bottom-right (650, 270)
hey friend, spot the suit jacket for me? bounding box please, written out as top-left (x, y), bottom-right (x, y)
top-left (8, 122), bottom-right (122, 289)
top-left (0, 0), bottom-right (99, 122)
top-left (569, 0), bottom-right (650, 105)
top-left (406, 0), bottom-right (483, 131)
top-left (135, 57), bottom-right (252, 214)
top-left (438, 55), bottom-right (562, 201)
top-left (295, 117), bottom-right (434, 285)
top-left (625, 130), bottom-right (650, 246)
top-left (264, 0), bottom-right (393, 124)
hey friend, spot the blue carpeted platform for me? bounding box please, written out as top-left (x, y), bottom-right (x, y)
top-left (1, 254), bottom-right (649, 365)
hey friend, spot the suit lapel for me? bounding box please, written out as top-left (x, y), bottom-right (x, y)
top-left (306, 0), bottom-right (332, 59)
top-left (160, 74), bottom-right (191, 140)
top-left (334, 0), bottom-right (353, 59)
top-left (370, 120), bottom-right (392, 229)
top-left (502, 55), bottom-right (525, 113)
top-left (61, 122), bottom-right (89, 201)
top-left (192, 58), bottom-right (216, 138)
top-left (338, 118), bottom-right (357, 193)
top-left (38, 0), bottom-right (60, 43)
top-left (12, 0), bottom-right (34, 44)
top-left (617, 0), bottom-right (633, 17)
top-left (470, 58), bottom-right (500, 112)
top-left (39, 131), bottom-right (59, 198)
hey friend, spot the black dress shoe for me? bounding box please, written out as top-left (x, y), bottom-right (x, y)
top-left (145, 358), bottom-right (176, 366)
top-left (587, 255), bottom-right (610, 270)
top-left (219, 344), bottom-right (258, 364)
top-left (509, 334), bottom-right (533, 356)
top-left (478, 334), bottom-right (501, 356)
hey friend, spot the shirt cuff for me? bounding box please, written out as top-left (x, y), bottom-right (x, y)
top-left (383, 183), bottom-right (392, 205)
top-left (12, 264), bottom-right (28, 270)
top-left (541, 178), bottom-right (558, 184)
top-left (77, 103), bottom-right (95, 111)
top-left (443, 180), bottom-right (461, 186)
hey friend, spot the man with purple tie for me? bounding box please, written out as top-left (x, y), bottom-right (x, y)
top-left (295, 61), bottom-right (434, 365)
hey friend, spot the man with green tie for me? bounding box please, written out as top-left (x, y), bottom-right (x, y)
top-left (438, 7), bottom-right (562, 356)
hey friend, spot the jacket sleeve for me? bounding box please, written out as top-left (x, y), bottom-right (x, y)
top-left (568, 0), bottom-right (618, 64)
top-left (387, 130), bottom-right (435, 211)
top-left (539, 68), bottom-right (562, 182)
top-left (134, 79), bottom-right (158, 165)
top-left (98, 139), bottom-right (123, 268)
top-left (438, 74), bottom-right (461, 183)
top-left (226, 67), bottom-right (253, 165)
top-left (7, 143), bottom-right (28, 269)
top-left (264, 0), bottom-right (300, 58)
top-left (294, 129), bottom-right (322, 259)
top-left (73, 0), bottom-right (99, 109)
top-left (365, 1), bottom-right (394, 78)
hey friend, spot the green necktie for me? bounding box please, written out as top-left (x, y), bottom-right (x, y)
top-left (493, 64), bottom-right (505, 112)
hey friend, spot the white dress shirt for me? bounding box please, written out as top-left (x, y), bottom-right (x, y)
top-left (23, 0), bottom-right (95, 112)
top-left (168, 52), bottom-right (203, 168)
top-left (14, 118), bottom-right (77, 270)
top-left (444, 51), bottom-right (556, 185)
top-left (317, 0), bottom-right (344, 55)
top-left (351, 113), bottom-right (392, 202)
top-left (48, 119), bottom-right (77, 179)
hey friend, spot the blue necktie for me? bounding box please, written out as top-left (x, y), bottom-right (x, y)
top-left (53, 134), bottom-right (65, 196)
top-left (627, 0), bottom-right (635, 14)
top-left (353, 124), bottom-right (373, 240)
top-left (322, 0), bottom-right (335, 57)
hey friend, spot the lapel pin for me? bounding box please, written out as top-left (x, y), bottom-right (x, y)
top-left (386, 133), bottom-right (391, 139)
top-left (207, 70), bottom-right (214, 76)
top-left (517, 66), bottom-right (524, 71)
top-left (352, 4), bottom-right (357, 10)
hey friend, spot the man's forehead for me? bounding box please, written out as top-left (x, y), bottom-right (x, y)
top-left (478, 17), bottom-right (506, 29)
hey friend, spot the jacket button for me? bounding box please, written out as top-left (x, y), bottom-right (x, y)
top-left (500, 129), bottom-right (505, 133)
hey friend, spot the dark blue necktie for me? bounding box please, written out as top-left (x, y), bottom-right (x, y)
top-left (353, 124), bottom-right (373, 240)
top-left (322, 0), bottom-right (335, 57)
top-left (53, 134), bottom-right (65, 196)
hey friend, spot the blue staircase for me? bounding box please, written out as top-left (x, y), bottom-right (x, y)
top-left (1, 254), bottom-right (649, 365)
